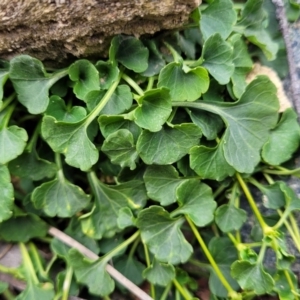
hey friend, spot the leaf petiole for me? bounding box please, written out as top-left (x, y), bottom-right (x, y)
top-left (0, 93), bottom-right (16, 112)
top-left (121, 73), bottom-right (144, 96)
top-left (61, 266), bottom-right (73, 300)
top-left (19, 243), bottom-right (39, 284)
top-left (173, 278), bottom-right (191, 300)
top-left (143, 243), bottom-right (155, 299)
top-left (186, 216), bottom-right (237, 297)
top-left (28, 242), bottom-right (48, 280)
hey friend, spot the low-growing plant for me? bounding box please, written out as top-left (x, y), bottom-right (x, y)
top-left (0, 0), bottom-right (300, 299)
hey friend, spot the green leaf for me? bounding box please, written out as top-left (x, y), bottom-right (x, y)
top-left (95, 60), bottom-right (119, 89)
top-left (8, 149), bottom-right (57, 181)
top-left (137, 123), bottom-right (201, 165)
top-left (262, 108), bottom-right (300, 165)
top-left (175, 179), bottom-right (216, 227)
top-left (200, 34), bottom-right (234, 85)
top-left (190, 139), bottom-right (235, 181)
top-left (86, 85), bottom-right (132, 115)
top-left (109, 35), bottom-right (149, 73)
top-left (114, 255), bottom-right (145, 286)
top-left (200, 0), bottom-right (237, 40)
top-left (101, 129), bottom-right (139, 170)
top-left (45, 95), bottom-right (87, 122)
top-left (183, 76), bottom-right (279, 173)
top-left (0, 165), bottom-right (14, 222)
top-left (117, 207), bottom-right (134, 229)
top-left (208, 237), bottom-right (239, 297)
top-left (136, 206), bottom-right (193, 264)
top-left (215, 204), bottom-right (247, 232)
top-left (231, 261), bottom-right (274, 295)
top-left (31, 176), bottom-right (90, 217)
top-left (0, 70), bottom-right (9, 106)
top-left (9, 55), bottom-right (67, 114)
top-left (236, 0), bottom-right (278, 60)
top-left (144, 165), bottom-right (188, 206)
top-left (141, 40), bottom-right (166, 77)
top-left (0, 214), bottom-right (48, 242)
top-left (157, 62), bottom-right (209, 101)
top-left (133, 88), bottom-right (172, 132)
top-left (41, 116), bottom-right (98, 171)
top-left (15, 282), bottom-right (55, 300)
top-left (279, 181), bottom-right (300, 213)
top-left (0, 281), bottom-right (8, 293)
top-left (99, 115), bottom-right (142, 142)
top-left (80, 172), bottom-right (131, 239)
top-left (0, 125), bottom-right (28, 164)
top-left (188, 109), bottom-right (223, 140)
top-left (143, 258), bottom-right (175, 286)
top-left (229, 34), bottom-right (253, 98)
top-left (68, 59), bottom-right (100, 101)
top-left (68, 249), bottom-right (114, 297)
top-left (274, 270), bottom-right (299, 300)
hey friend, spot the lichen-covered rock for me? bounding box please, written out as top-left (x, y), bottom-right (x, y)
top-left (0, 0), bottom-right (201, 65)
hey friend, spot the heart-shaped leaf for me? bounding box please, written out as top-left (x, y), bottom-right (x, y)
top-left (137, 206), bottom-right (193, 264)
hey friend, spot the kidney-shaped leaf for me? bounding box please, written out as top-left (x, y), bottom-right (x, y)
top-left (158, 62), bottom-right (209, 102)
top-left (137, 123), bottom-right (202, 165)
top-left (9, 55), bottom-right (67, 114)
top-left (0, 125), bottom-right (28, 164)
top-left (31, 176), bottom-right (90, 217)
top-left (200, 0), bottom-right (237, 41)
top-left (133, 88), bottom-right (172, 132)
top-left (69, 59), bottom-right (100, 101)
top-left (136, 206), bottom-right (193, 264)
top-left (175, 179), bottom-right (216, 227)
top-left (41, 116), bottom-right (98, 171)
top-left (109, 35), bottom-right (149, 73)
top-left (144, 165), bottom-right (188, 206)
top-left (231, 261), bottom-right (274, 295)
top-left (68, 249), bottom-right (114, 297)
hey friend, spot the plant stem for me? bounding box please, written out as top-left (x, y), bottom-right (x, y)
top-left (0, 93), bottom-right (16, 111)
top-left (25, 121), bottom-right (41, 152)
top-left (129, 236), bottom-right (140, 259)
top-left (28, 243), bottom-right (48, 280)
top-left (143, 243), bottom-right (155, 299)
top-left (160, 283), bottom-right (172, 300)
top-left (2, 289), bottom-right (15, 300)
top-left (85, 72), bottom-right (122, 126)
top-left (122, 73), bottom-right (144, 96)
top-left (186, 216), bottom-right (235, 295)
top-left (289, 213), bottom-right (300, 241)
top-left (147, 76), bottom-right (155, 91)
top-left (284, 269), bottom-right (299, 300)
top-left (19, 243), bottom-right (39, 284)
top-left (45, 254), bottom-right (57, 275)
top-left (257, 242), bottom-right (267, 264)
top-left (236, 173), bottom-right (271, 235)
top-left (173, 278), bottom-right (191, 300)
top-left (0, 264), bottom-right (20, 277)
top-left (61, 267), bottom-right (73, 300)
top-left (104, 231), bottom-right (140, 262)
top-left (0, 102), bottom-right (16, 128)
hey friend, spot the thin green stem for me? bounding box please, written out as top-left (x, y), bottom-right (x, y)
top-left (227, 233), bottom-right (239, 247)
top-left (257, 242), bottom-right (267, 264)
top-left (213, 183), bottom-right (228, 199)
top-left (163, 42), bottom-right (183, 63)
top-left (85, 72), bottom-right (122, 126)
top-left (236, 173), bottom-right (272, 235)
top-left (277, 210), bottom-right (300, 252)
top-left (289, 213), bottom-right (300, 241)
top-left (25, 121), bottom-right (41, 151)
top-left (122, 73), bottom-right (144, 96)
top-left (167, 107), bottom-right (177, 123)
top-left (146, 76), bottom-right (155, 91)
top-left (189, 258), bottom-right (210, 269)
top-left (160, 282), bottom-right (172, 300)
top-left (129, 236), bottom-right (140, 259)
top-left (28, 243), bottom-right (48, 280)
top-left (19, 243), bottom-right (39, 284)
top-left (0, 103), bottom-right (16, 128)
top-left (0, 93), bottom-right (16, 111)
top-left (61, 267), bottom-right (73, 300)
top-left (104, 231), bottom-right (140, 262)
top-left (186, 216), bottom-right (236, 296)
top-left (264, 166), bottom-right (300, 176)
top-left (143, 243), bottom-right (155, 299)
top-left (284, 270), bottom-right (299, 300)
top-left (173, 278), bottom-right (191, 300)
top-left (45, 254), bottom-right (57, 275)
top-left (273, 208), bottom-right (291, 230)
top-left (55, 153), bottom-right (65, 183)
top-left (0, 264), bottom-right (20, 277)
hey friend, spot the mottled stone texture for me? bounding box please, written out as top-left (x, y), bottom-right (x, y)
top-left (0, 0), bottom-right (201, 65)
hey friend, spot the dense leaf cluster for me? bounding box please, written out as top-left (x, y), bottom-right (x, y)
top-left (0, 0), bottom-right (300, 299)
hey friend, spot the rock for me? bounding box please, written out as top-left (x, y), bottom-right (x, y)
top-left (0, 0), bottom-right (201, 65)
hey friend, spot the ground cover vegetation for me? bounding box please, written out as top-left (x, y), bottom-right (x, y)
top-left (0, 0), bottom-right (300, 299)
